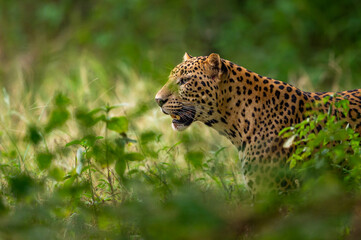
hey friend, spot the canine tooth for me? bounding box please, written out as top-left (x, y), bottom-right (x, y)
top-left (171, 114), bottom-right (181, 120)
top-left (171, 115), bottom-right (180, 120)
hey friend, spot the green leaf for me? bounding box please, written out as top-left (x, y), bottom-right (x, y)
top-left (289, 158), bottom-right (297, 169)
top-left (341, 100), bottom-right (350, 116)
top-left (115, 159), bottom-right (126, 177)
top-left (185, 151), bottom-right (204, 169)
top-left (9, 174), bottom-right (35, 199)
top-left (214, 147), bottom-right (227, 157)
top-left (36, 152), bottom-right (53, 170)
top-left (128, 169), bottom-right (140, 175)
top-left (54, 93), bottom-right (71, 107)
top-left (48, 167), bottom-right (65, 181)
top-left (82, 135), bottom-right (104, 148)
top-left (66, 139), bottom-right (82, 147)
top-left (106, 116), bottom-right (128, 133)
top-left (316, 113), bottom-right (326, 122)
top-left (45, 108), bottom-right (70, 133)
top-left (66, 135), bottom-right (103, 148)
top-left (124, 152), bottom-right (144, 161)
top-left (279, 126), bottom-right (292, 136)
top-left (104, 103), bottom-right (129, 112)
top-left (26, 125), bottom-right (42, 145)
top-left (75, 108), bottom-right (105, 127)
top-left (44, 93), bottom-right (71, 133)
top-left (140, 131), bottom-right (157, 144)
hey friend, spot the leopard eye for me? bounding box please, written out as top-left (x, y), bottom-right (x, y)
top-left (177, 77), bottom-right (190, 85)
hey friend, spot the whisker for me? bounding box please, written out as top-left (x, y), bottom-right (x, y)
top-left (181, 107), bottom-right (197, 114)
top-left (177, 109), bottom-right (195, 118)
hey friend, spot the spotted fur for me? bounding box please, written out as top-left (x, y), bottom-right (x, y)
top-left (155, 53), bottom-right (361, 193)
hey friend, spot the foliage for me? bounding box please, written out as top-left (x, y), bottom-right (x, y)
top-left (281, 98), bottom-right (361, 189)
top-left (0, 0), bottom-right (361, 239)
top-left (1, 0), bottom-right (361, 87)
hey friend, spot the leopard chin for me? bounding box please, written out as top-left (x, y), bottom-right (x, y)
top-left (171, 121), bottom-right (191, 131)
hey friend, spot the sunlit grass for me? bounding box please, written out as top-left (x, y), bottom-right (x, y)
top-left (0, 51), bottom-right (360, 240)
top-left (0, 51), bottom-right (242, 197)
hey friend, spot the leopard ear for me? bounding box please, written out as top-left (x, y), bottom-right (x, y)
top-left (206, 53), bottom-right (221, 70)
top-left (206, 53), bottom-right (228, 80)
top-left (183, 52), bottom-right (192, 61)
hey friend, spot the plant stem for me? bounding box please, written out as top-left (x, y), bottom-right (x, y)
top-left (87, 158), bottom-right (98, 227)
top-left (105, 107), bottom-right (115, 202)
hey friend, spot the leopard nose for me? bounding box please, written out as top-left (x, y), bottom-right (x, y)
top-left (155, 97), bottom-right (168, 107)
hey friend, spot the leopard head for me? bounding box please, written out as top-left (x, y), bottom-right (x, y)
top-left (155, 53), bottom-right (227, 131)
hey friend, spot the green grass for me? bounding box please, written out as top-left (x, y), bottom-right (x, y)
top-left (1, 1), bottom-right (361, 238)
top-left (0, 50), bottom-right (360, 240)
top-left (0, 53), bottom-right (248, 239)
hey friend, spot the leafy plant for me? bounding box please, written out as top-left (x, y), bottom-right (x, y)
top-left (280, 97), bottom-right (361, 189)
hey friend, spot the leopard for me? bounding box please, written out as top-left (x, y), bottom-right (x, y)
top-left (155, 52), bottom-right (361, 194)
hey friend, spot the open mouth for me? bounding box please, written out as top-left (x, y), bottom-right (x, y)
top-left (168, 106), bottom-right (196, 131)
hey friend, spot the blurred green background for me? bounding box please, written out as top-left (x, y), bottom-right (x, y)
top-left (1, 0), bottom-right (360, 89)
top-left (0, 0), bottom-right (361, 239)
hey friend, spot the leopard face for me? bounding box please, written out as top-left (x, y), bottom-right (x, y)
top-left (155, 53), bottom-right (224, 131)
